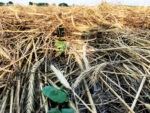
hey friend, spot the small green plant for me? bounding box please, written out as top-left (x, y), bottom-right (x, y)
top-left (61, 109), bottom-right (74, 113)
top-left (42, 86), bottom-right (74, 113)
top-left (47, 108), bottom-right (61, 113)
top-left (42, 86), bottom-right (68, 103)
top-left (55, 41), bottom-right (67, 54)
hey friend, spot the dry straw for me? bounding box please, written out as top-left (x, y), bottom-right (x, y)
top-left (0, 2), bottom-right (150, 113)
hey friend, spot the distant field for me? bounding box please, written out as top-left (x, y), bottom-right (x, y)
top-left (0, 3), bottom-right (150, 113)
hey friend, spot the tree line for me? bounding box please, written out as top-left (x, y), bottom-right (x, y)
top-left (0, 1), bottom-right (13, 6)
top-left (0, 1), bottom-right (69, 7)
top-left (29, 2), bottom-right (69, 7)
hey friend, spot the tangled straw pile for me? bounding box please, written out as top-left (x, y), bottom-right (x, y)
top-left (0, 3), bottom-right (150, 113)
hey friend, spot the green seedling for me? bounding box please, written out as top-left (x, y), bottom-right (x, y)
top-left (55, 41), bottom-right (67, 54)
top-left (48, 108), bottom-right (74, 113)
top-left (48, 108), bottom-right (61, 113)
top-left (42, 86), bottom-right (74, 113)
top-left (42, 86), bottom-right (68, 103)
top-left (61, 108), bottom-right (74, 113)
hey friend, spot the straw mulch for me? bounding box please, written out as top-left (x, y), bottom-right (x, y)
top-left (0, 3), bottom-right (150, 113)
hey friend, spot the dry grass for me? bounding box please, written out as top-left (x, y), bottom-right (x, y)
top-left (0, 3), bottom-right (150, 113)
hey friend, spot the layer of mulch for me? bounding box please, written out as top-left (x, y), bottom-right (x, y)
top-left (0, 3), bottom-right (150, 113)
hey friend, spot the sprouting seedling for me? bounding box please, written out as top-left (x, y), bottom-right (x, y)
top-left (49, 64), bottom-right (92, 112)
top-left (47, 108), bottom-right (74, 113)
top-left (42, 85), bottom-right (74, 113)
top-left (48, 108), bottom-right (61, 113)
top-left (42, 86), bottom-right (68, 103)
top-left (55, 41), bottom-right (67, 54)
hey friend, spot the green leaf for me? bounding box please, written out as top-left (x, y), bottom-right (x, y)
top-left (42, 86), bottom-right (68, 103)
top-left (58, 48), bottom-right (64, 54)
top-left (48, 108), bottom-right (61, 113)
top-left (55, 41), bottom-right (66, 54)
top-left (61, 108), bottom-right (74, 113)
top-left (55, 41), bottom-right (66, 48)
top-left (60, 85), bottom-right (64, 91)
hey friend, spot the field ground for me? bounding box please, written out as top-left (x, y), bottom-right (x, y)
top-left (0, 3), bottom-right (150, 113)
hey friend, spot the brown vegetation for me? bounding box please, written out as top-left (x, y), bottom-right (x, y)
top-left (0, 3), bottom-right (150, 113)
